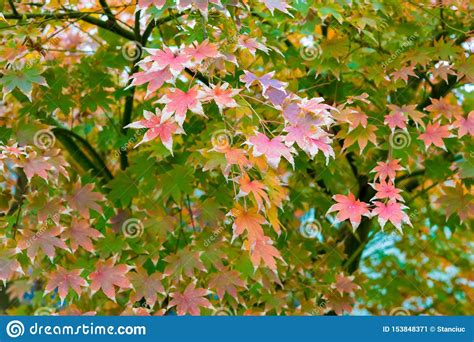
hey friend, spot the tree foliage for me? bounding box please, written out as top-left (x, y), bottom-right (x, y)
top-left (0, 0), bottom-right (473, 315)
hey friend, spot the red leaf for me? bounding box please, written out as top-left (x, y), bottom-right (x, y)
top-left (45, 266), bottom-right (87, 303)
top-left (66, 182), bottom-right (105, 219)
top-left (89, 259), bottom-right (131, 301)
top-left (168, 283), bottom-right (211, 315)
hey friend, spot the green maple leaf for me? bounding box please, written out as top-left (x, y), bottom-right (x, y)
top-left (1, 66), bottom-right (47, 101)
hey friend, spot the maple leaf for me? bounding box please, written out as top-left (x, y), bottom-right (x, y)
top-left (66, 182), bottom-right (105, 219)
top-left (89, 259), bottom-right (131, 301)
top-left (341, 125), bottom-right (378, 153)
top-left (371, 159), bottom-right (404, 181)
top-left (20, 151), bottom-right (53, 181)
top-left (298, 97), bottom-right (336, 126)
top-left (424, 97), bottom-right (462, 121)
top-left (384, 111), bottom-right (407, 131)
top-left (223, 147), bottom-right (252, 173)
top-left (237, 173), bottom-right (270, 210)
top-left (453, 111), bottom-right (474, 137)
top-left (0, 248), bottom-right (23, 285)
top-left (63, 218), bottom-right (103, 253)
top-left (158, 86), bottom-right (204, 126)
top-left (371, 201), bottom-right (412, 232)
top-left (430, 63), bottom-right (456, 83)
top-left (418, 122), bottom-right (451, 150)
top-left (246, 132), bottom-right (296, 169)
top-left (240, 71), bottom-right (287, 93)
top-left (237, 35), bottom-right (269, 56)
top-left (370, 180), bottom-right (404, 202)
top-left (164, 247), bottom-right (207, 280)
top-left (264, 87), bottom-right (287, 106)
top-left (0, 66), bottom-right (48, 101)
top-left (177, 0), bottom-right (221, 17)
top-left (331, 273), bottom-right (360, 295)
top-left (143, 47), bottom-right (190, 74)
top-left (436, 183), bottom-right (474, 222)
top-left (229, 204), bottom-right (266, 244)
top-left (44, 266), bottom-right (87, 303)
top-left (327, 192), bottom-right (370, 230)
top-left (28, 194), bottom-right (65, 225)
top-left (128, 267), bottom-right (164, 307)
top-left (0, 143), bottom-right (27, 159)
top-left (259, 0), bottom-right (292, 15)
top-left (390, 65), bottom-right (418, 83)
top-left (388, 104), bottom-right (425, 128)
top-left (284, 124), bottom-right (334, 162)
top-left (247, 236), bottom-right (283, 271)
top-left (326, 292), bottom-right (354, 315)
top-left (184, 40), bottom-right (220, 63)
top-left (333, 107), bottom-right (368, 130)
top-left (137, 0), bottom-right (165, 9)
top-left (208, 269), bottom-right (246, 299)
top-left (124, 108), bottom-right (184, 154)
top-left (128, 66), bottom-right (173, 98)
top-left (18, 226), bottom-right (69, 262)
top-left (201, 83), bottom-right (240, 113)
top-left (168, 283), bottom-right (212, 316)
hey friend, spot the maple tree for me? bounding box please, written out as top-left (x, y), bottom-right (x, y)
top-left (0, 0), bottom-right (473, 317)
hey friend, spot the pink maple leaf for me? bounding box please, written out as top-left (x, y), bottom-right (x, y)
top-left (371, 159), bottom-right (404, 182)
top-left (63, 218), bottom-right (103, 253)
top-left (158, 86), bottom-right (204, 126)
top-left (259, 0), bottom-right (292, 15)
top-left (327, 192), bottom-right (370, 230)
top-left (44, 266), bottom-right (87, 303)
top-left (66, 182), bottom-right (105, 219)
top-left (0, 249), bottom-right (23, 284)
top-left (202, 83), bottom-right (240, 113)
top-left (138, 0), bottom-right (166, 9)
top-left (128, 66), bottom-right (173, 98)
top-left (370, 180), bottom-right (404, 202)
top-left (390, 65), bottom-right (418, 83)
top-left (371, 201), bottom-right (412, 233)
top-left (184, 40), bottom-right (220, 63)
top-left (331, 273), bottom-right (360, 295)
top-left (237, 35), bottom-right (269, 56)
top-left (248, 236), bottom-right (283, 271)
top-left (453, 111), bottom-right (474, 137)
top-left (89, 259), bottom-right (132, 301)
top-left (20, 151), bottom-right (53, 181)
top-left (246, 132), bottom-right (296, 169)
top-left (384, 111), bottom-right (407, 131)
top-left (284, 124), bottom-right (334, 162)
top-left (298, 97), bottom-right (336, 127)
top-left (18, 226), bottom-right (69, 262)
top-left (143, 47), bottom-right (190, 74)
top-left (418, 122), bottom-right (451, 150)
top-left (168, 283), bottom-right (212, 315)
top-left (125, 108), bottom-right (184, 154)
